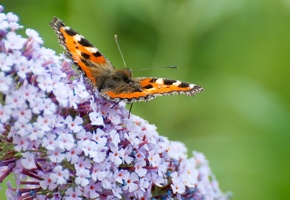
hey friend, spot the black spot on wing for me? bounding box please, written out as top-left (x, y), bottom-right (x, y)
top-left (81, 52), bottom-right (90, 59)
top-left (163, 79), bottom-right (176, 85)
top-left (143, 84), bottom-right (153, 89)
top-left (79, 37), bottom-right (94, 47)
top-left (133, 87), bottom-right (143, 92)
top-left (93, 51), bottom-right (102, 57)
top-left (65, 28), bottom-right (77, 36)
top-left (149, 78), bottom-right (157, 83)
top-left (179, 82), bottom-right (190, 88)
top-left (80, 58), bottom-right (91, 66)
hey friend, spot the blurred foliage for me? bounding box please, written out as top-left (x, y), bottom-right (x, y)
top-left (1, 0), bottom-right (290, 199)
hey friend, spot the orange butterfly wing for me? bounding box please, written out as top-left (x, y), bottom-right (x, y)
top-left (103, 77), bottom-right (204, 103)
top-left (50, 17), bottom-right (114, 86)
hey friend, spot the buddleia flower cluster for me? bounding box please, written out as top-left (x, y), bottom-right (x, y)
top-left (0, 6), bottom-right (230, 200)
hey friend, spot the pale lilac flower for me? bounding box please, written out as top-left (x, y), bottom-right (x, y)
top-left (124, 131), bottom-right (140, 148)
top-left (124, 172), bottom-right (139, 192)
top-left (148, 150), bottom-right (161, 167)
top-left (57, 131), bottom-right (74, 150)
top-left (151, 172), bottom-right (166, 187)
top-left (109, 146), bottom-right (124, 165)
top-left (171, 172), bottom-right (186, 194)
top-left (4, 32), bottom-right (25, 50)
top-left (0, 71), bottom-right (12, 92)
top-left (0, 104), bottom-right (11, 123)
top-left (101, 171), bottom-right (114, 189)
top-left (18, 83), bottom-right (39, 102)
top-left (36, 114), bottom-right (54, 131)
top-left (81, 139), bottom-right (99, 158)
top-left (26, 28), bottom-right (43, 44)
top-left (12, 135), bottom-right (30, 151)
top-left (139, 173), bottom-right (150, 191)
top-left (15, 61), bottom-right (30, 78)
top-left (75, 168), bottom-right (90, 187)
top-left (65, 115), bottom-right (83, 132)
top-left (0, 54), bottom-right (13, 71)
top-left (11, 105), bottom-right (32, 121)
top-left (0, 16), bottom-right (8, 30)
top-left (47, 148), bottom-right (65, 163)
top-left (6, 12), bottom-right (18, 22)
top-left (20, 152), bottom-right (36, 170)
top-left (91, 162), bottom-right (108, 182)
top-left (36, 74), bottom-right (54, 92)
top-left (0, 7), bottom-right (230, 200)
top-left (52, 82), bottom-right (70, 106)
top-left (74, 84), bottom-right (89, 99)
top-left (89, 111), bottom-right (104, 126)
top-left (42, 133), bottom-right (57, 150)
top-left (66, 146), bottom-right (82, 164)
top-left (29, 122), bottom-right (45, 140)
top-left (115, 169), bottom-right (130, 184)
top-left (167, 141), bottom-right (188, 159)
top-left (75, 157), bottom-right (91, 171)
top-left (39, 173), bottom-right (57, 190)
top-left (92, 129), bottom-right (107, 147)
top-left (42, 98), bottom-right (57, 115)
top-left (123, 146), bottom-right (134, 164)
top-left (112, 184), bottom-right (123, 199)
top-left (50, 165), bottom-right (69, 185)
top-left (13, 119), bottom-right (32, 137)
top-left (109, 130), bottom-right (120, 146)
top-left (64, 187), bottom-right (82, 200)
top-left (5, 90), bottom-right (25, 108)
top-left (134, 160), bottom-right (147, 177)
top-left (83, 181), bottom-right (100, 198)
top-left (29, 97), bottom-right (45, 114)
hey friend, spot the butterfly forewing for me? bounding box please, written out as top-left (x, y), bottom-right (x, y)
top-left (102, 77), bottom-right (203, 103)
top-left (50, 17), bottom-right (115, 86)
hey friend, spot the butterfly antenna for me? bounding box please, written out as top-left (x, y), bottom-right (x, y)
top-left (138, 66), bottom-right (178, 71)
top-left (114, 35), bottom-right (127, 69)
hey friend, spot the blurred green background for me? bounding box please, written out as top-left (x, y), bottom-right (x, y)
top-left (1, 0), bottom-right (290, 199)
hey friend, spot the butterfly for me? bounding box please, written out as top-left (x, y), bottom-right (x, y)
top-left (50, 17), bottom-right (204, 103)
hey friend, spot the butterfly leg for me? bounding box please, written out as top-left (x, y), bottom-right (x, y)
top-left (128, 103), bottom-right (134, 119)
top-left (111, 101), bottom-right (121, 109)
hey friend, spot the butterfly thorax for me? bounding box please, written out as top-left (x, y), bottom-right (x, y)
top-left (97, 68), bottom-right (142, 94)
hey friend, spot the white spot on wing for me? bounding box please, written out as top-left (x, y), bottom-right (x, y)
top-left (172, 81), bottom-right (181, 86)
top-left (155, 78), bottom-right (164, 84)
top-left (75, 49), bottom-right (82, 56)
top-left (73, 34), bottom-right (82, 41)
top-left (85, 47), bottom-right (98, 53)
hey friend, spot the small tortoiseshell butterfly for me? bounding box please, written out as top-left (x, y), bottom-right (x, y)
top-left (50, 17), bottom-right (204, 103)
